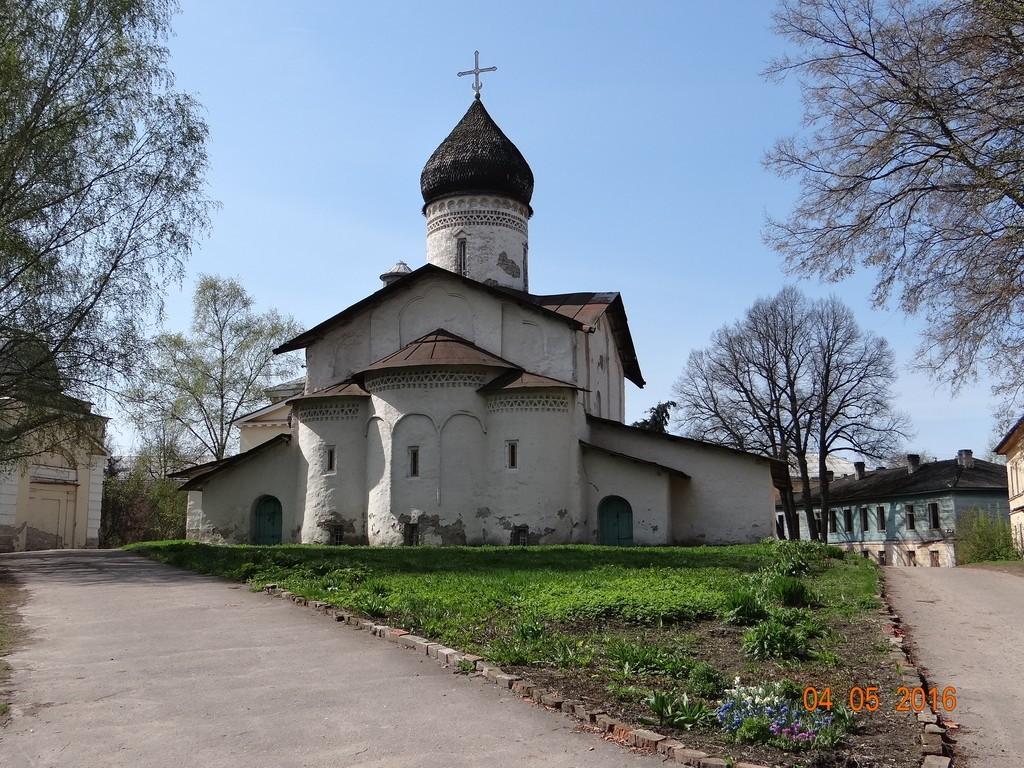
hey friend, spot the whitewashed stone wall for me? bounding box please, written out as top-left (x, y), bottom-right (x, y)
top-left (482, 389), bottom-right (580, 544)
top-left (586, 420), bottom-right (776, 544)
top-left (425, 194), bottom-right (530, 291)
top-left (295, 398), bottom-right (368, 544)
top-left (188, 440), bottom-right (299, 544)
top-left (581, 448), bottom-right (672, 545)
top-left (304, 274), bottom-right (576, 392)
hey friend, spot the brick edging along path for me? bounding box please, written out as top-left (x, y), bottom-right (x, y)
top-left (269, 582), bottom-right (949, 768)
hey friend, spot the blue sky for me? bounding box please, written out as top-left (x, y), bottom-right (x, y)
top-left (146, 0), bottom-right (999, 460)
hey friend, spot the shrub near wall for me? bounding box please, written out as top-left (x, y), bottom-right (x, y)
top-left (956, 509), bottom-right (1020, 564)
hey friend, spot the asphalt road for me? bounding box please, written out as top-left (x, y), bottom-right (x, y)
top-left (0, 550), bottom-right (644, 768)
top-left (887, 565), bottom-right (1024, 768)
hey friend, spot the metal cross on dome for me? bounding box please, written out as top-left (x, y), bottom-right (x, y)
top-left (458, 50), bottom-right (497, 97)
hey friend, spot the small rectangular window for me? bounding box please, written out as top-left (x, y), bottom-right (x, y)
top-left (905, 505), bottom-right (915, 530)
top-left (860, 507), bottom-right (869, 531)
top-left (929, 502), bottom-right (940, 529)
top-left (877, 551), bottom-right (886, 566)
top-left (324, 446), bottom-right (336, 474)
top-left (403, 522), bottom-right (420, 546)
top-left (829, 509), bottom-right (837, 534)
top-left (876, 506), bottom-right (886, 532)
top-left (456, 239), bottom-right (467, 276)
top-left (907, 550), bottom-right (916, 566)
top-left (843, 508), bottom-right (852, 532)
top-left (861, 550), bottom-right (870, 559)
top-left (506, 440), bottom-right (518, 470)
top-left (408, 446), bottom-right (420, 478)
top-left (511, 525), bottom-right (529, 546)
top-left (331, 525), bottom-right (345, 546)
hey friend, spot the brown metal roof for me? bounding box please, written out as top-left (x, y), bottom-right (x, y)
top-left (286, 379), bottom-right (370, 403)
top-left (352, 329), bottom-right (517, 386)
top-left (478, 369), bottom-right (581, 393)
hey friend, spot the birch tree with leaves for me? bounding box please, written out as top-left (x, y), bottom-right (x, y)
top-left (131, 275), bottom-right (302, 461)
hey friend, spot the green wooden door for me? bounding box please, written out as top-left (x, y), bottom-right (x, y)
top-left (253, 496), bottom-right (282, 545)
top-left (598, 496), bottom-right (633, 546)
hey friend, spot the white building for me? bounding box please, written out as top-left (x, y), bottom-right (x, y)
top-left (174, 95), bottom-right (784, 547)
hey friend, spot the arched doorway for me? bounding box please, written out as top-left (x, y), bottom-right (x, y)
top-left (252, 495), bottom-right (282, 545)
top-left (598, 496), bottom-right (633, 546)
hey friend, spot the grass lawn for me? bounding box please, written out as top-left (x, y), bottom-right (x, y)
top-left (128, 539), bottom-right (919, 767)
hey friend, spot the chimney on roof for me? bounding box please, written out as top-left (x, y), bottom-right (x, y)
top-left (907, 454), bottom-right (921, 474)
top-left (854, 461), bottom-right (866, 480)
top-left (957, 449), bottom-right (974, 468)
top-left (380, 260), bottom-right (412, 287)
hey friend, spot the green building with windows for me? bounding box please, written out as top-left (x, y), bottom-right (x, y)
top-left (781, 450), bottom-right (1008, 567)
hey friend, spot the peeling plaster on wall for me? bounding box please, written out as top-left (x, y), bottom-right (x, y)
top-left (496, 252), bottom-right (521, 278)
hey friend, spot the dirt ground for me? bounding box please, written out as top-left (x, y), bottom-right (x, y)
top-left (887, 565), bottom-right (1024, 768)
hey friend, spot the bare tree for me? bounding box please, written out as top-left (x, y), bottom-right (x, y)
top-left (0, 0), bottom-right (210, 463)
top-left (765, 0), bottom-right (1024, 415)
top-left (810, 298), bottom-right (911, 527)
top-left (675, 288), bottom-right (909, 540)
top-left (129, 275), bottom-right (302, 462)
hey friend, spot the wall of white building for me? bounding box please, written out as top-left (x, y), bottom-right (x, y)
top-left (586, 420), bottom-right (776, 544)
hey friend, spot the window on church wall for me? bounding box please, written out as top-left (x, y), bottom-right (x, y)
top-left (928, 502), bottom-right (940, 529)
top-left (843, 508), bottom-right (852, 532)
top-left (324, 445), bottom-right (336, 475)
top-left (860, 506), bottom-right (868, 531)
top-left (403, 521), bottom-right (420, 546)
top-left (408, 446), bottom-right (420, 478)
top-left (456, 238), bottom-right (467, 276)
top-left (522, 242), bottom-right (528, 285)
top-left (330, 524), bottom-right (345, 545)
top-left (828, 510), bottom-right (837, 534)
top-left (511, 525), bottom-right (529, 546)
top-left (506, 440), bottom-right (518, 470)
top-left (876, 506), bottom-right (886, 532)
top-left (906, 505), bottom-right (916, 530)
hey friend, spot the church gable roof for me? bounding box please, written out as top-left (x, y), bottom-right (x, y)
top-left (273, 264), bottom-right (644, 388)
top-left (170, 433), bottom-right (291, 489)
top-left (273, 264), bottom-right (585, 355)
top-left (533, 292), bottom-right (643, 387)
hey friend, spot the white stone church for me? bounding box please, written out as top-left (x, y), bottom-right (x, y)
top-left (175, 92), bottom-right (784, 547)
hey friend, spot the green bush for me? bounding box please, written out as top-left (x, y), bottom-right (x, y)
top-left (956, 510), bottom-right (1020, 564)
top-left (645, 691), bottom-right (714, 730)
top-left (686, 661), bottom-right (725, 698)
top-left (741, 620), bottom-right (810, 661)
top-left (735, 715), bottom-right (773, 744)
top-left (722, 587), bottom-right (768, 625)
top-left (604, 638), bottom-right (690, 678)
top-left (764, 575), bottom-right (815, 607)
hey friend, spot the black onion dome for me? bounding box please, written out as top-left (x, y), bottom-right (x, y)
top-left (420, 97), bottom-right (534, 208)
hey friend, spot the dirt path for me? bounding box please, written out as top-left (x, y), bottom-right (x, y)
top-left (886, 566), bottom-right (1024, 768)
top-left (0, 550), bottom-right (647, 768)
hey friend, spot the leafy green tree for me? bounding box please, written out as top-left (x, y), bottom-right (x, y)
top-left (130, 275), bottom-right (302, 461)
top-left (0, 0), bottom-right (210, 463)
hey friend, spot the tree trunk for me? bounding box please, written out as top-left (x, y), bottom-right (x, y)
top-left (797, 456), bottom-right (818, 541)
top-left (782, 487), bottom-right (800, 540)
